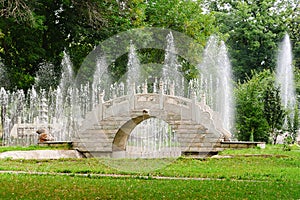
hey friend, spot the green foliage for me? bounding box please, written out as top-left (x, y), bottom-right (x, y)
top-left (207, 0), bottom-right (296, 81)
top-left (144, 0), bottom-right (218, 45)
top-left (283, 136), bottom-right (293, 151)
top-left (0, 0), bottom-right (131, 90)
top-left (263, 82), bottom-right (286, 144)
top-left (0, 0), bottom-right (220, 90)
top-left (235, 70), bottom-right (273, 142)
top-left (0, 16), bottom-right (46, 89)
top-left (0, 0), bottom-right (299, 91)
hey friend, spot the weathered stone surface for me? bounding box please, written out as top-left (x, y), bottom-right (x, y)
top-left (74, 93), bottom-right (230, 157)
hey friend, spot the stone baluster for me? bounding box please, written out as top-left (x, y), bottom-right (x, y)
top-left (169, 81), bottom-right (175, 96)
top-left (98, 91), bottom-right (104, 120)
top-left (112, 84), bottom-right (117, 99)
top-left (201, 93), bottom-right (206, 105)
top-left (142, 80), bottom-right (148, 94)
top-left (191, 91), bottom-right (197, 121)
top-left (130, 82), bottom-right (136, 95)
top-left (159, 79), bottom-right (164, 109)
top-left (130, 82), bottom-right (135, 110)
top-left (119, 82), bottom-right (125, 96)
top-left (40, 95), bottom-right (48, 124)
top-left (153, 77), bottom-right (158, 93)
top-left (159, 79), bottom-right (164, 94)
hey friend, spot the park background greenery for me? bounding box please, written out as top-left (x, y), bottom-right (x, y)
top-left (0, 1), bottom-right (300, 142)
top-left (0, 2), bottom-right (299, 199)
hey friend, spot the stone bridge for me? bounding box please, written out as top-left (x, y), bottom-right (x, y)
top-left (73, 86), bottom-right (231, 158)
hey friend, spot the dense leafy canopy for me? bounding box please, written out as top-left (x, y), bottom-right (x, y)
top-left (0, 0), bottom-right (219, 90)
top-left (235, 70), bottom-right (273, 142)
top-left (206, 0), bottom-right (299, 81)
top-left (263, 82), bottom-right (285, 144)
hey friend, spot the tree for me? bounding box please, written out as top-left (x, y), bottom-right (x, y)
top-left (205, 0), bottom-right (298, 81)
top-left (235, 70), bottom-right (273, 142)
top-left (0, 0), bottom-right (131, 90)
top-left (118, 0), bottom-right (219, 81)
top-left (263, 82), bottom-right (285, 144)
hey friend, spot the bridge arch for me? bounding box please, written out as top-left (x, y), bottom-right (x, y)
top-left (74, 92), bottom-right (231, 158)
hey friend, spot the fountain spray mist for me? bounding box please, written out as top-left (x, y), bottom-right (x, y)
top-left (198, 36), bottom-right (234, 132)
top-left (276, 33), bottom-right (296, 113)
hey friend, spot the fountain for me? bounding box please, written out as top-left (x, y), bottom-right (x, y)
top-left (127, 41), bottom-right (142, 85)
top-left (162, 32), bottom-right (184, 96)
top-left (59, 51), bottom-right (74, 97)
top-left (126, 118), bottom-right (180, 158)
top-left (275, 33), bottom-right (299, 144)
top-left (198, 35), bottom-right (234, 132)
top-left (276, 33), bottom-right (296, 113)
top-left (0, 29), bottom-right (237, 159)
top-left (35, 63), bottom-right (57, 90)
top-left (0, 52), bottom-right (76, 146)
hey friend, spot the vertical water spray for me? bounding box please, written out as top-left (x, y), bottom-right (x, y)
top-left (126, 118), bottom-right (180, 158)
top-left (59, 51), bottom-right (74, 95)
top-left (198, 35), bottom-right (234, 131)
top-left (275, 34), bottom-right (296, 113)
top-left (198, 36), bottom-right (219, 107)
top-left (217, 41), bottom-right (234, 131)
top-left (127, 41), bottom-right (141, 86)
top-left (163, 32), bottom-right (183, 96)
top-left (55, 51), bottom-right (75, 141)
top-left (92, 56), bottom-right (110, 105)
top-left (35, 63), bottom-right (57, 90)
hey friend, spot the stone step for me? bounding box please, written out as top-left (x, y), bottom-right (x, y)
top-left (77, 129), bottom-right (117, 137)
top-left (73, 142), bottom-right (112, 151)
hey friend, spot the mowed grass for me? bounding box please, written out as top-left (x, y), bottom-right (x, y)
top-left (0, 145), bottom-right (299, 199)
top-left (0, 144), bottom-right (72, 153)
top-left (0, 173), bottom-right (299, 200)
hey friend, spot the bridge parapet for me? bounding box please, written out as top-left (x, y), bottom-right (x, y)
top-left (74, 83), bottom-right (231, 157)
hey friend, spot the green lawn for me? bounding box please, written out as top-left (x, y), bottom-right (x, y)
top-left (0, 145), bottom-right (299, 199)
top-left (0, 173), bottom-right (299, 200)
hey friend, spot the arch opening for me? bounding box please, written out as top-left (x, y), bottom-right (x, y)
top-left (125, 117), bottom-right (181, 158)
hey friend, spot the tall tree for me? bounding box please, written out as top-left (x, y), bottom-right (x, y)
top-left (119, 0), bottom-right (219, 81)
top-left (0, 0), bottom-right (130, 90)
top-left (263, 82), bottom-right (285, 144)
top-left (205, 0), bottom-right (298, 81)
top-left (235, 70), bottom-right (273, 142)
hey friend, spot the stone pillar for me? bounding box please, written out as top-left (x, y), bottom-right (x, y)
top-left (191, 91), bottom-right (196, 121)
top-left (159, 80), bottom-right (164, 109)
top-left (169, 81), bottom-right (175, 96)
top-left (98, 91), bottom-right (104, 120)
top-left (39, 96), bottom-right (48, 124)
top-left (142, 80), bottom-right (148, 94)
top-left (153, 77), bottom-right (158, 93)
top-left (201, 93), bottom-right (206, 105)
top-left (130, 82), bottom-right (135, 110)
